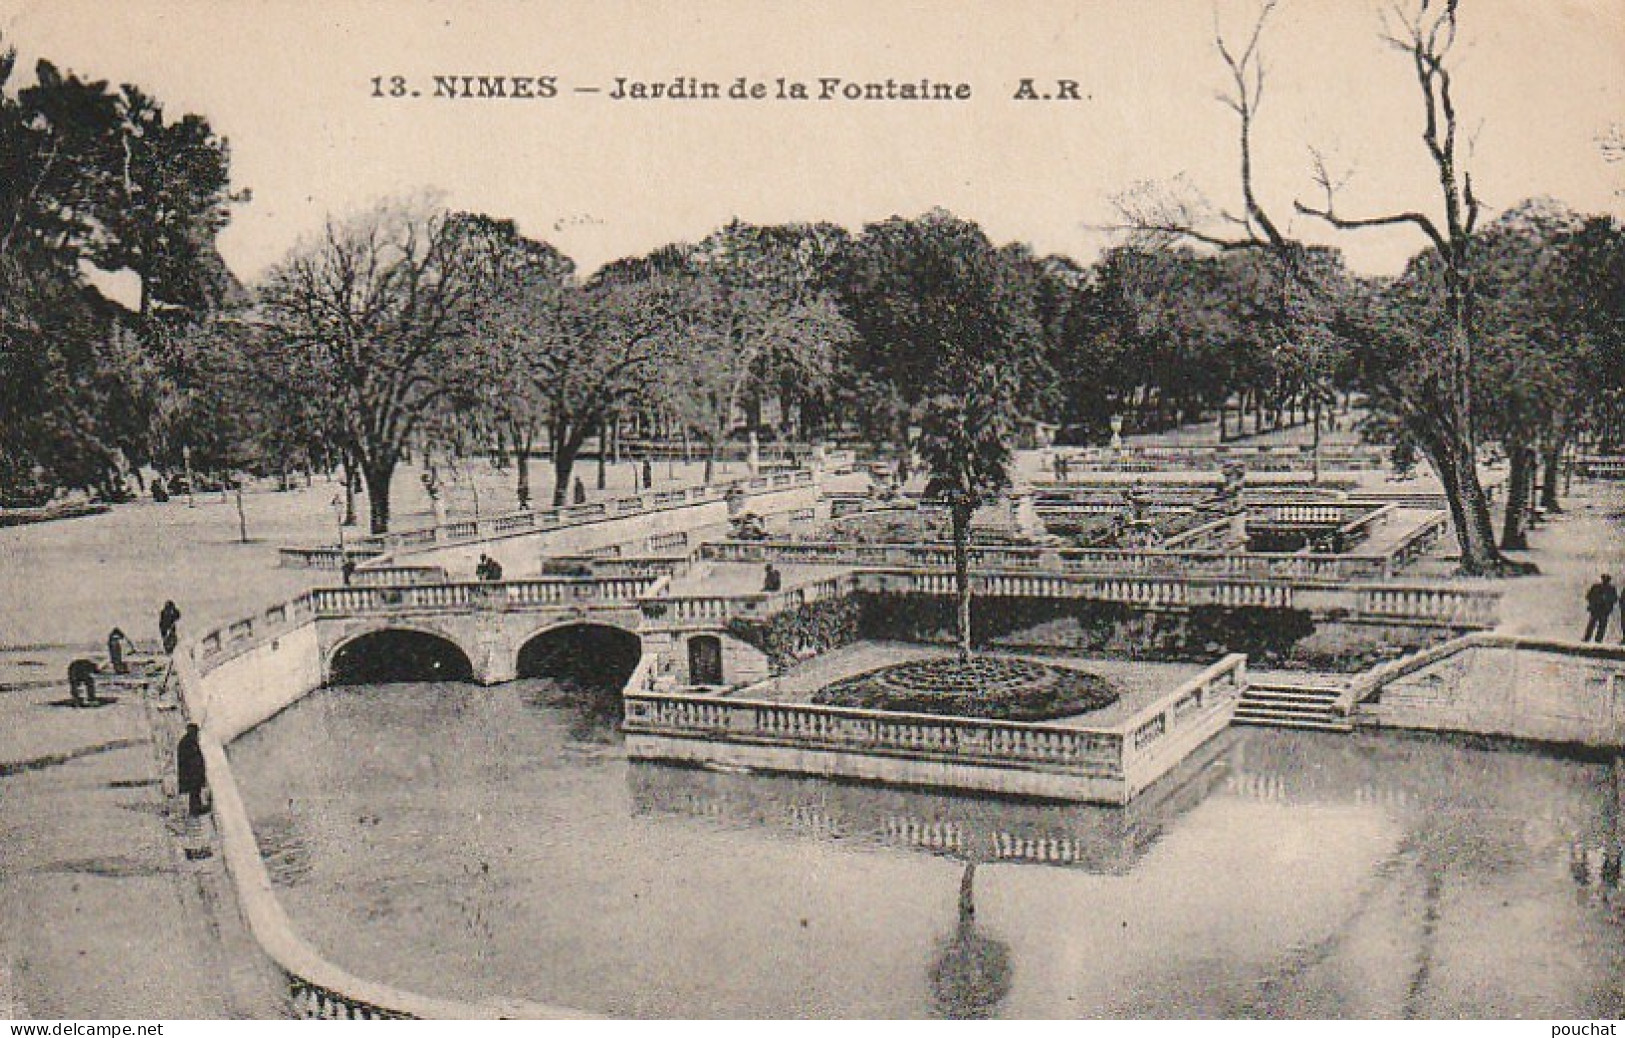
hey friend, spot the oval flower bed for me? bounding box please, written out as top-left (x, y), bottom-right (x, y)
top-left (812, 656), bottom-right (1121, 722)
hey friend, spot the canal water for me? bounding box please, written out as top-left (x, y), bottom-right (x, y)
top-left (229, 679), bottom-right (1624, 1019)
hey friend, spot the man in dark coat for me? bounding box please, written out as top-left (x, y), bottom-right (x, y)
top-left (1583, 574), bottom-right (1617, 642)
top-left (159, 600), bottom-right (182, 654)
top-left (106, 627), bottom-right (131, 674)
top-left (67, 658), bottom-right (99, 706)
top-left (176, 723), bottom-right (208, 816)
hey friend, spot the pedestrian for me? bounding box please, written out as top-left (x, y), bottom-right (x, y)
top-left (158, 600), bottom-right (182, 655)
top-left (106, 627), bottom-right (132, 675)
top-left (642, 456), bottom-right (653, 490)
top-left (176, 723), bottom-right (208, 817)
top-left (572, 477), bottom-right (586, 504)
top-left (67, 658), bottom-right (99, 707)
top-left (484, 555), bottom-right (503, 581)
top-left (341, 558), bottom-right (357, 586)
top-left (1583, 574), bottom-right (1617, 642)
top-left (762, 562), bottom-right (782, 593)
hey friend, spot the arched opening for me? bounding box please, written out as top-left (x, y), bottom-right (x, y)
top-left (516, 624), bottom-right (643, 706)
top-left (329, 629), bottom-right (474, 686)
top-left (688, 634), bottom-right (724, 686)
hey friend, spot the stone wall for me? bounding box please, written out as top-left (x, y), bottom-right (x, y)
top-left (1358, 636), bottom-right (1625, 748)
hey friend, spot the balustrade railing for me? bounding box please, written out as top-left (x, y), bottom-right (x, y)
top-left (623, 693), bottom-right (1125, 776)
top-left (1117, 654), bottom-right (1246, 766)
top-left (1354, 584), bottom-right (1500, 627)
top-left (349, 565), bottom-right (450, 586)
top-left (700, 533), bottom-right (1422, 583)
top-left (301, 576), bottom-right (662, 618)
top-left (286, 471), bottom-right (818, 563)
top-left (277, 546), bottom-right (385, 569)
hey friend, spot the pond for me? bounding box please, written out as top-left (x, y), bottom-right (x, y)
top-left (229, 679), bottom-right (1624, 1019)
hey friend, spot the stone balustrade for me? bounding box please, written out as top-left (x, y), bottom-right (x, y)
top-left (1048, 444), bottom-right (1392, 473)
top-left (1248, 501), bottom-right (1385, 527)
top-left (1576, 455), bottom-right (1625, 479)
top-left (1353, 584), bottom-right (1501, 627)
top-left (348, 565), bottom-right (450, 586)
top-left (281, 471), bottom-right (816, 564)
top-left (300, 577), bottom-right (663, 618)
top-left (647, 573), bottom-right (860, 627)
top-left (624, 692), bottom-right (1124, 776)
top-left (701, 533), bottom-right (1421, 584)
top-left (623, 652), bottom-right (1248, 803)
top-left (277, 546), bottom-right (385, 569)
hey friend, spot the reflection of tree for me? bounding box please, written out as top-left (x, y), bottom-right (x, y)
top-left (928, 863), bottom-right (1013, 1020)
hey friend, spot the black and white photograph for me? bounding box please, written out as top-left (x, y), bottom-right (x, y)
top-left (0, 0), bottom-right (1622, 1024)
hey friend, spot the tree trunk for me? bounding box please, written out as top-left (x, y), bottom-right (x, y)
top-left (1500, 438), bottom-right (1532, 551)
top-left (951, 500), bottom-right (974, 661)
top-left (551, 440), bottom-right (580, 508)
top-left (341, 455), bottom-right (358, 527)
top-left (895, 413), bottom-right (913, 484)
top-left (362, 459), bottom-right (395, 535)
top-left (703, 438), bottom-right (716, 484)
top-left (515, 445), bottom-right (531, 509)
top-left (1418, 426), bottom-right (1503, 575)
top-left (1540, 437), bottom-right (1565, 513)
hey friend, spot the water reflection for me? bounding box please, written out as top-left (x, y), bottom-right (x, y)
top-left (929, 863), bottom-right (1012, 1019)
top-left (626, 727), bottom-right (1238, 874)
top-left (227, 681), bottom-right (1625, 1019)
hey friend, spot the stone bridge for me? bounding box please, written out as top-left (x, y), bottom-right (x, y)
top-left (192, 575), bottom-right (788, 702)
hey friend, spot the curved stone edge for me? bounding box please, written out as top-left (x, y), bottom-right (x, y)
top-left (173, 616), bottom-right (597, 1020)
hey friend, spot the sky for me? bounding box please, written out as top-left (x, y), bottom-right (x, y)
top-left (2, 0), bottom-right (1622, 283)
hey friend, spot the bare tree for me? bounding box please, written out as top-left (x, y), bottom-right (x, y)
top-left (1117, 0), bottom-right (1514, 573)
top-left (1290, 0), bottom-right (1512, 572)
top-left (257, 200), bottom-right (538, 533)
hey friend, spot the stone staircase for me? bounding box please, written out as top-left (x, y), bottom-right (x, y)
top-left (1234, 682), bottom-right (1353, 732)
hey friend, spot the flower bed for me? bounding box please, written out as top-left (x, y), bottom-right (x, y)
top-left (812, 656), bottom-right (1121, 721)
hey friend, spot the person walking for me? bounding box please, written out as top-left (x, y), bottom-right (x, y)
top-left (1583, 574), bottom-right (1617, 642)
top-left (158, 600), bottom-right (182, 655)
top-left (176, 723), bottom-right (208, 817)
top-left (106, 627), bottom-right (132, 674)
top-left (762, 562), bottom-right (782, 593)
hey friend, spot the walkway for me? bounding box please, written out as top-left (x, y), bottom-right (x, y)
top-left (1496, 480), bottom-right (1625, 641)
top-left (0, 650), bottom-right (284, 1018)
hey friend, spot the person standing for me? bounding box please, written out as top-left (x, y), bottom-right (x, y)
top-left (1583, 574), bottom-right (1617, 642)
top-left (67, 658), bottom-right (99, 707)
top-left (176, 723), bottom-right (208, 817)
top-left (106, 627), bottom-right (132, 674)
top-left (158, 600), bottom-right (182, 655)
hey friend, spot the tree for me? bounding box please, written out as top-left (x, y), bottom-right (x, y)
top-left (256, 201), bottom-right (544, 532)
top-left (0, 36), bottom-right (241, 499)
top-left (480, 269), bottom-right (684, 507)
top-left (468, 242), bottom-right (577, 508)
top-left (1118, 0), bottom-right (1518, 574)
top-left (843, 211), bottom-right (1044, 657)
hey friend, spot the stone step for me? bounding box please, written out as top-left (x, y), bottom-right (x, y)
top-left (1233, 709), bottom-right (1354, 733)
top-left (1243, 687), bottom-right (1343, 704)
top-left (1235, 708), bottom-right (1339, 721)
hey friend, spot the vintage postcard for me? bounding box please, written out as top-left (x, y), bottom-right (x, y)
top-left (0, 0), bottom-right (1621, 1025)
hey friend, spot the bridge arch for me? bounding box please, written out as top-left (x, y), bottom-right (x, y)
top-left (515, 622), bottom-right (643, 695)
top-left (328, 625), bottom-right (476, 686)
